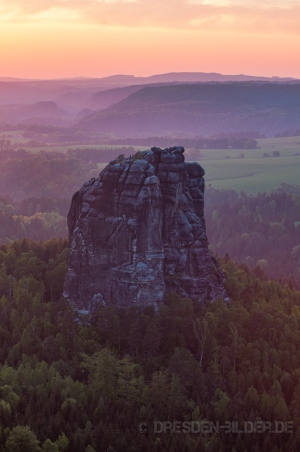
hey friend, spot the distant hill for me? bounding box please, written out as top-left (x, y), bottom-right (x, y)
top-left (1, 73), bottom-right (299, 131)
top-left (79, 82), bottom-right (300, 137)
top-left (137, 72), bottom-right (297, 84)
top-left (29, 101), bottom-right (67, 116)
top-left (0, 101), bottom-right (70, 124)
top-left (66, 72), bottom-right (298, 85)
top-left (0, 71), bottom-right (297, 105)
top-left (81, 74), bottom-right (289, 113)
top-left (83, 85), bottom-right (144, 111)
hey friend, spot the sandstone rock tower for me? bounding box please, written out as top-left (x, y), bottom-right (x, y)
top-left (64, 147), bottom-right (225, 310)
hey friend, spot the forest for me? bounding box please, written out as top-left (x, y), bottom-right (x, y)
top-left (1, 147), bottom-right (300, 289)
top-left (205, 184), bottom-right (300, 288)
top-left (0, 238), bottom-right (300, 451)
top-left (1, 142), bottom-right (300, 450)
top-left (0, 150), bottom-right (98, 201)
top-left (0, 150), bottom-right (95, 243)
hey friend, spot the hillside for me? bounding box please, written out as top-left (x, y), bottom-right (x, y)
top-left (83, 85), bottom-right (144, 111)
top-left (79, 83), bottom-right (300, 137)
top-left (0, 101), bottom-right (70, 125)
top-left (1, 73), bottom-right (299, 130)
top-left (142, 71), bottom-right (297, 83)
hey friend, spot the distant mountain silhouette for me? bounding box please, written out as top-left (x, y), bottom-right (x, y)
top-left (0, 101), bottom-right (70, 124)
top-left (1, 73), bottom-right (299, 130)
top-left (128, 72), bottom-right (297, 84)
top-left (82, 72), bottom-right (297, 113)
top-left (79, 82), bottom-right (300, 137)
top-left (84, 85), bottom-right (143, 111)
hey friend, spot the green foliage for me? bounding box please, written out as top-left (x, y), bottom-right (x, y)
top-left (5, 426), bottom-right (40, 452)
top-left (0, 239), bottom-right (300, 450)
top-left (0, 195), bottom-right (69, 244)
top-left (244, 139), bottom-right (258, 149)
top-left (132, 150), bottom-right (144, 162)
top-left (55, 433), bottom-right (69, 451)
top-left (206, 186), bottom-right (300, 287)
top-left (0, 151), bottom-right (98, 202)
top-left (41, 439), bottom-right (59, 452)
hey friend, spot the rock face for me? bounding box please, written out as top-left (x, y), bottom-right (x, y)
top-left (64, 147), bottom-right (226, 310)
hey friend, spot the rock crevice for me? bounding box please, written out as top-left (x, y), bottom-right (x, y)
top-left (64, 146), bottom-right (226, 310)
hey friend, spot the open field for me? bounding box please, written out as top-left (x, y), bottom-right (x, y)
top-left (3, 133), bottom-right (300, 193)
top-left (96, 147), bottom-right (300, 194)
top-left (97, 156), bottom-right (300, 194)
top-left (198, 136), bottom-right (300, 193)
top-left (97, 137), bottom-right (300, 194)
top-left (198, 137), bottom-right (300, 160)
top-left (0, 130), bottom-right (27, 145)
top-left (202, 155), bottom-right (300, 193)
top-left (257, 136), bottom-right (300, 153)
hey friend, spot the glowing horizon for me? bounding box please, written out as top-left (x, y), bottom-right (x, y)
top-left (1, 0), bottom-right (300, 79)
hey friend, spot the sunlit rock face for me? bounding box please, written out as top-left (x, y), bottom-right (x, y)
top-left (63, 147), bottom-right (226, 310)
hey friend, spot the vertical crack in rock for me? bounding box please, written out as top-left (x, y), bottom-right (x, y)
top-left (64, 147), bottom-right (226, 311)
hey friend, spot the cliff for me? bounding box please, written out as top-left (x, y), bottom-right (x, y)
top-left (63, 147), bottom-right (226, 311)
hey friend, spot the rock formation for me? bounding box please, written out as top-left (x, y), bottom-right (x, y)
top-left (64, 147), bottom-right (226, 311)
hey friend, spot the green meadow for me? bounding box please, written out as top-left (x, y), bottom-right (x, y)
top-left (195, 136), bottom-right (300, 193)
top-left (4, 131), bottom-right (300, 193)
top-left (202, 156), bottom-right (300, 193)
top-left (96, 138), bottom-right (300, 194)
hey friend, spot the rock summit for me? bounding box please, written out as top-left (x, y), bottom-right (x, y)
top-left (64, 147), bottom-right (225, 310)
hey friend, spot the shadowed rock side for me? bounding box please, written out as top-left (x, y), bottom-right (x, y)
top-left (64, 147), bottom-right (226, 310)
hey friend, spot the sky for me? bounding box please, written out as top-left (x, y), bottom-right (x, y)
top-left (1, 0), bottom-right (300, 79)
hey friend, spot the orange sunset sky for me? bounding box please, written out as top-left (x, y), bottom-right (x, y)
top-left (1, 0), bottom-right (300, 79)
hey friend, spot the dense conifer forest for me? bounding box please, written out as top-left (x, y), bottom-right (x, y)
top-left (1, 145), bottom-right (300, 450)
top-left (205, 185), bottom-right (300, 287)
top-left (0, 239), bottom-right (300, 450)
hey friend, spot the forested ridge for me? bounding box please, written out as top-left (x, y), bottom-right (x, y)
top-left (0, 239), bottom-right (300, 450)
top-left (79, 83), bottom-right (300, 136)
top-left (205, 185), bottom-right (300, 287)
